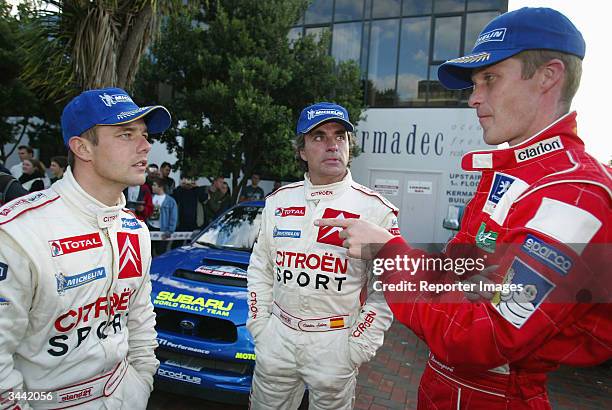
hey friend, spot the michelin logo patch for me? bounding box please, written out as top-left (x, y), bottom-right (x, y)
top-left (0, 262), bottom-right (8, 281)
top-left (484, 172), bottom-right (515, 214)
top-left (273, 227), bottom-right (301, 238)
top-left (492, 257), bottom-right (555, 328)
top-left (56, 267), bottom-right (107, 295)
top-left (122, 217), bottom-right (141, 230)
top-left (521, 235), bottom-right (573, 276)
top-left (474, 28), bottom-right (506, 47)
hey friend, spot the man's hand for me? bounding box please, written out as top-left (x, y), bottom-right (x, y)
top-left (462, 265), bottom-right (499, 302)
top-left (314, 218), bottom-right (394, 259)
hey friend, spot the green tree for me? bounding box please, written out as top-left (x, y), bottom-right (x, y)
top-left (20, 0), bottom-right (188, 104)
top-left (137, 0), bottom-right (364, 203)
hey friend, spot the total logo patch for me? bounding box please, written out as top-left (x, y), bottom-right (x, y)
top-left (483, 173), bottom-right (515, 215)
top-left (121, 217), bottom-right (141, 230)
top-left (316, 208), bottom-right (360, 247)
top-left (275, 207), bottom-right (306, 217)
top-left (0, 262), bottom-right (8, 281)
top-left (49, 233), bottom-right (103, 257)
top-left (117, 232), bottom-right (142, 278)
top-left (521, 234), bottom-right (573, 276)
top-left (273, 227), bottom-right (301, 239)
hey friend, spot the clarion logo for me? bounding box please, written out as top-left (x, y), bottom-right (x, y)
top-left (475, 28), bottom-right (506, 47)
top-left (158, 368), bottom-right (202, 385)
top-left (514, 136), bottom-right (563, 162)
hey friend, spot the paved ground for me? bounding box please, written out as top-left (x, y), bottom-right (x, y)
top-left (148, 321), bottom-right (611, 409)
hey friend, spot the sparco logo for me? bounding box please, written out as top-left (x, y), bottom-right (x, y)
top-left (475, 28), bottom-right (506, 47)
top-left (514, 136), bottom-right (563, 162)
top-left (275, 206), bottom-right (306, 217)
top-left (521, 234), bottom-right (573, 276)
top-left (158, 369), bottom-right (202, 385)
top-left (49, 233), bottom-right (103, 257)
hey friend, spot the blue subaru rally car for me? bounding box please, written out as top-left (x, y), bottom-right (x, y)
top-left (149, 201), bottom-right (264, 403)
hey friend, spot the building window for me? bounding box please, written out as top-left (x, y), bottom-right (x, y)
top-left (397, 17), bottom-right (430, 106)
top-left (366, 19), bottom-right (400, 107)
top-left (332, 22), bottom-right (363, 63)
top-left (305, 0), bottom-right (333, 25)
top-left (335, 0), bottom-right (364, 22)
top-left (293, 0), bottom-right (507, 107)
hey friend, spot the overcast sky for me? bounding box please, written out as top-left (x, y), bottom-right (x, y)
top-left (509, 0), bottom-right (610, 163)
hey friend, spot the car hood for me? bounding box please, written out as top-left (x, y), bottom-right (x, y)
top-left (150, 245), bottom-right (251, 326)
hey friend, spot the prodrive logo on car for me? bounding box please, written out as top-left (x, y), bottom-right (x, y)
top-left (157, 368), bottom-right (202, 385)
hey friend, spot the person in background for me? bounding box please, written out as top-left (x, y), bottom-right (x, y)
top-left (9, 145), bottom-right (33, 179)
top-left (268, 180), bottom-right (282, 195)
top-left (145, 163), bottom-right (159, 191)
top-left (18, 158), bottom-right (46, 192)
top-left (160, 161), bottom-right (176, 195)
top-left (204, 176), bottom-right (232, 226)
top-left (172, 176), bottom-right (208, 233)
top-left (124, 183), bottom-right (153, 223)
top-left (0, 170), bottom-right (28, 205)
top-left (148, 176), bottom-right (178, 256)
top-left (49, 156), bottom-right (68, 184)
top-left (239, 173), bottom-right (264, 202)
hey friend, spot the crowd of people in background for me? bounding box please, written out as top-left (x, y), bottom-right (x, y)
top-left (1, 145), bottom-right (283, 256)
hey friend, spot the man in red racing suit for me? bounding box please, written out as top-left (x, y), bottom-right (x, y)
top-left (316, 7), bottom-right (611, 409)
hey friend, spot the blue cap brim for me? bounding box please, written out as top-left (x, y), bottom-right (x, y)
top-left (97, 105), bottom-right (172, 134)
top-left (438, 49), bottom-right (521, 89)
top-left (300, 117), bottom-right (355, 134)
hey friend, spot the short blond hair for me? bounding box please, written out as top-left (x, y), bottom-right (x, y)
top-left (514, 49), bottom-right (582, 112)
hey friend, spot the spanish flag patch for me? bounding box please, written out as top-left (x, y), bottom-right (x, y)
top-left (330, 317), bottom-right (345, 328)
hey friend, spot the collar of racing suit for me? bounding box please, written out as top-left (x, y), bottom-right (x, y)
top-left (52, 167), bottom-right (126, 229)
top-left (461, 111), bottom-right (585, 172)
top-left (303, 169), bottom-right (353, 201)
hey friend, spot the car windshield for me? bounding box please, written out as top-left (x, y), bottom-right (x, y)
top-left (194, 205), bottom-right (263, 252)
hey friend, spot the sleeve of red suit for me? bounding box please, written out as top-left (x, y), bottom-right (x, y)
top-left (377, 188), bottom-right (611, 371)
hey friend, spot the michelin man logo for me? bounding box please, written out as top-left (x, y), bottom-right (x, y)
top-left (492, 257), bottom-right (555, 328)
top-left (99, 93), bottom-right (133, 107)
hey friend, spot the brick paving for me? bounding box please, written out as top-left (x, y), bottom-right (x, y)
top-left (149, 320), bottom-right (611, 409)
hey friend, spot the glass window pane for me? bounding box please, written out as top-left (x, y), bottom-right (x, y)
top-left (361, 21), bottom-right (370, 76)
top-left (332, 22), bottom-right (362, 63)
top-left (467, 0), bottom-right (503, 11)
top-left (335, 0), bottom-right (364, 22)
top-left (372, 0), bottom-right (401, 18)
top-left (288, 27), bottom-right (302, 45)
top-left (464, 12), bottom-right (499, 52)
top-left (397, 17), bottom-right (430, 105)
top-left (305, 26), bottom-right (330, 43)
top-left (433, 16), bottom-right (461, 61)
top-left (367, 19), bottom-right (400, 106)
top-left (428, 64), bottom-right (461, 106)
top-left (403, 0), bottom-right (432, 15)
top-left (364, 0), bottom-right (372, 19)
top-left (305, 0), bottom-right (333, 25)
top-left (434, 0), bottom-right (465, 13)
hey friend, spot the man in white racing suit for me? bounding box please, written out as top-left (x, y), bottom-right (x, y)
top-left (247, 102), bottom-right (399, 409)
top-left (0, 87), bottom-right (171, 409)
